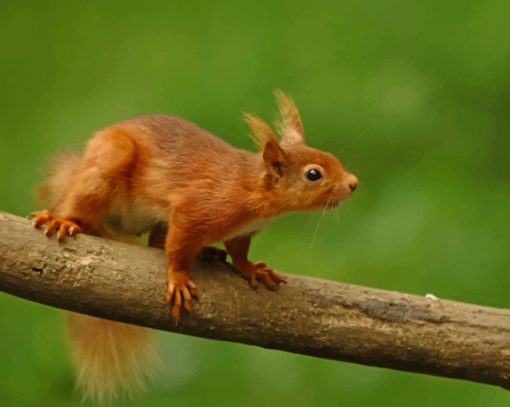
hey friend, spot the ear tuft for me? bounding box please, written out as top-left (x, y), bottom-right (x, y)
top-left (244, 113), bottom-right (278, 151)
top-left (274, 90), bottom-right (305, 146)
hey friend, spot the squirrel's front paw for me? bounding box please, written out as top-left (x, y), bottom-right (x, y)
top-left (29, 209), bottom-right (82, 241)
top-left (165, 270), bottom-right (199, 321)
top-left (234, 261), bottom-right (286, 290)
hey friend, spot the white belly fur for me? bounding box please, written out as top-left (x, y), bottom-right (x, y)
top-left (106, 202), bottom-right (277, 242)
top-left (223, 217), bottom-right (277, 241)
top-left (105, 201), bottom-right (167, 236)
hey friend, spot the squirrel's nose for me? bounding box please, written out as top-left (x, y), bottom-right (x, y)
top-left (346, 174), bottom-right (358, 192)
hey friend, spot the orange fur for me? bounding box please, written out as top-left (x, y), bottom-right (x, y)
top-left (37, 150), bottom-right (83, 211)
top-left (33, 92), bottom-right (358, 401)
top-left (66, 314), bottom-right (158, 402)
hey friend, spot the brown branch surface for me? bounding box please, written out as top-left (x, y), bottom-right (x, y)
top-left (0, 211), bottom-right (509, 388)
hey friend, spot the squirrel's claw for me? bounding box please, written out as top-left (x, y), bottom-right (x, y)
top-left (45, 219), bottom-right (59, 237)
top-left (235, 261), bottom-right (286, 291)
top-left (30, 209), bottom-right (82, 240)
top-left (30, 209), bottom-right (53, 229)
top-left (165, 272), bottom-right (198, 322)
top-left (186, 279), bottom-right (199, 299)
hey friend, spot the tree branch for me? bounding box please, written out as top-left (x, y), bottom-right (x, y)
top-left (0, 211), bottom-right (509, 389)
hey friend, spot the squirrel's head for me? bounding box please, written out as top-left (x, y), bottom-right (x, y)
top-left (245, 91), bottom-right (358, 213)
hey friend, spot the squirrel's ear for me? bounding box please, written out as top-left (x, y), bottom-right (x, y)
top-left (262, 136), bottom-right (287, 178)
top-left (244, 113), bottom-right (278, 151)
top-left (274, 90), bottom-right (305, 146)
top-left (244, 112), bottom-right (287, 177)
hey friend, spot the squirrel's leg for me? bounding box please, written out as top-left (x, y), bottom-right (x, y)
top-left (224, 235), bottom-right (286, 290)
top-left (31, 129), bottom-right (135, 240)
top-left (164, 219), bottom-right (203, 321)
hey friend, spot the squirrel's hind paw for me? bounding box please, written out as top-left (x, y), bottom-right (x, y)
top-left (235, 262), bottom-right (286, 291)
top-left (29, 209), bottom-right (82, 241)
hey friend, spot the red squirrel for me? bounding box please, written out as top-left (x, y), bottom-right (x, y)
top-left (31, 91), bottom-right (358, 400)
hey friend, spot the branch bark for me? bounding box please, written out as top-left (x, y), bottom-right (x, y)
top-left (0, 211), bottom-right (509, 389)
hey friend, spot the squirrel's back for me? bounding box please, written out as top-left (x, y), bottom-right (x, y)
top-left (87, 114), bottom-right (256, 209)
top-left (113, 114), bottom-right (239, 161)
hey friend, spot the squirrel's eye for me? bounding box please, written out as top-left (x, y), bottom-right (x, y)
top-left (305, 168), bottom-right (322, 182)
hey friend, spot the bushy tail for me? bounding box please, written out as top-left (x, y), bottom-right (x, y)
top-left (66, 314), bottom-right (158, 402)
top-left (37, 150), bottom-right (83, 211)
top-left (37, 151), bottom-right (158, 403)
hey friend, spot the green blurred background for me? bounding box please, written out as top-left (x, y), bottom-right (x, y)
top-left (1, 1), bottom-right (509, 406)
